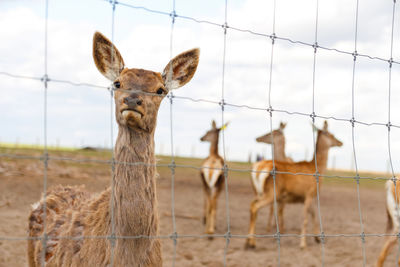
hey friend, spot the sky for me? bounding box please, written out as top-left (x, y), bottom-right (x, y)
top-left (1, 0), bottom-right (400, 172)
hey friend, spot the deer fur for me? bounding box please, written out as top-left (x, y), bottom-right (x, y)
top-left (254, 122), bottom-right (292, 233)
top-left (245, 121), bottom-right (342, 249)
top-left (376, 179), bottom-right (400, 267)
top-left (27, 32), bottom-right (199, 267)
top-left (199, 120), bottom-right (227, 237)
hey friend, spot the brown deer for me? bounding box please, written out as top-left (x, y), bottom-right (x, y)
top-left (256, 122), bottom-right (293, 163)
top-left (27, 32), bottom-right (199, 267)
top-left (245, 121), bottom-right (342, 249)
top-left (376, 179), bottom-right (400, 267)
top-left (200, 120), bottom-right (227, 237)
top-left (254, 122), bottom-right (293, 233)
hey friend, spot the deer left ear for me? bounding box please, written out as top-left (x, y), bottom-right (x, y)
top-left (162, 48), bottom-right (200, 90)
top-left (323, 120), bottom-right (328, 131)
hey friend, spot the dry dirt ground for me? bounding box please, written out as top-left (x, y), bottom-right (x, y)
top-left (0, 147), bottom-right (397, 266)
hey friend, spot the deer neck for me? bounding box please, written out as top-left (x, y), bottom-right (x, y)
top-left (112, 125), bottom-right (160, 264)
top-left (312, 135), bottom-right (330, 175)
top-left (273, 140), bottom-right (286, 162)
top-left (209, 135), bottom-right (219, 156)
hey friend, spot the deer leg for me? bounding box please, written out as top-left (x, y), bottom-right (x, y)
top-left (207, 192), bottom-right (217, 236)
top-left (266, 203), bottom-right (274, 232)
top-left (203, 192), bottom-right (207, 225)
top-left (376, 236), bottom-right (397, 267)
top-left (245, 194), bottom-right (274, 249)
top-left (278, 202), bottom-right (285, 233)
top-left (267, 201), bottom-right (284, 233)
top-left (308, 203), bottom-right (320, 243)
top-left (300, 196), bottom-right (313, 249)
top-left (205, 192), bottom-right (213, 238)
top-left (206, 188), bottom-right (218, 239)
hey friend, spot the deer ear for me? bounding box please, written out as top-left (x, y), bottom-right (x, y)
top-left (279, 122), bottom-right (286, 130)
top-left (323, 120), bottom-right (328, 131)
top-left (162, 48), bottom-right (200, 90)
top-left (220, 121), bottom-right (229, 131)
top-left (211, 120), bottom-right (217, 129)
top-left (311, 123), bottom-right (319, 132)
top-left (93, 32), bottom-right (125, 81)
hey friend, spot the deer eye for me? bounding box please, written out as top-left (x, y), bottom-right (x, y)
top-left (114, 81), bottom-right (120, 88)
top-left (156, 88), bottom-right (165, 95)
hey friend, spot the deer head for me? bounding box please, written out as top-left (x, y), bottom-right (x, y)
top-left (256, 122), bottom-right (286, 144)
top-left (93, 32), bottom-right (200, 133)
top-left (313, 120), bottom-right (343, 148)
top-left (200, 120), bottom-right (228, 142)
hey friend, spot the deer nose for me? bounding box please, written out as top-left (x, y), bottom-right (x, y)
top-left (124, 94), bottom-right (142, 107)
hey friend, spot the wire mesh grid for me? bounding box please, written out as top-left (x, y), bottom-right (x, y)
top-left (0, 0), bottom-right (399, 266)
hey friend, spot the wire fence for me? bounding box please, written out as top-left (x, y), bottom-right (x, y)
top-left (0, 0), bottom-right (399, 266)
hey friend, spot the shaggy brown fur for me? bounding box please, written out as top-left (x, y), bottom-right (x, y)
top-left (199, 120), bottom-right (226, 237)
top-left (27, 32), bottom-right (199, 267)
top-left (245, 121), bottom-right (342, 249)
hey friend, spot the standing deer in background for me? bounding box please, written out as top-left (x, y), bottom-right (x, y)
top-left (200, 120), bottom-right (228, 238)
top-left (27, 32), bottom-right (199, 267)
top-left (376, 179), bottom-right (400, 267)
top-left (246, 121), bottom-right (342, 249)
top-left (254, 122), bottom-right (293, 233)
top-left (256, 122), bottom-right (293, 163)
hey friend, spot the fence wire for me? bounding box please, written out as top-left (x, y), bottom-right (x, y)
top-left (0, 0), bottom-right (399, 266)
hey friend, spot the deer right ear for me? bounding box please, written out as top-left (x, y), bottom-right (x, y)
top-left (93, 32), bottom-right (125, 81)
top-left (279, 122), bottom-right (286, 130)
top-left (211, 120), bottom-right (217, 129)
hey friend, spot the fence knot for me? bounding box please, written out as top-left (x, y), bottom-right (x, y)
top-left (314, 171), bottom-right (320, 183)
top-left (320, 231), bottom-right (326, 244)
top-left (170, 232), bottom-right (178, 245)
top-left (224, 231), bottom-right (232, 240)
top-left (274, 231), bottom-right (281, 244)
top-left (168, 160), bottom-right (176, 174)
top-left (219, 99), bottom-right (226, 111)
top-left (170, 10), bottom-right (177, 23)
top-left (223, 164), bottom-right (229, 178)
top-left (41, 152), bottom-right (49, 168)
top-left (352, 50), bottom-right (358, 61)
top-left (350, 117), bottom-right (356, 127)
top-left (267, 106), bottom-right (273, 116)
top-left (310, 112), bottom-right (316, 122)
top-left (388, 58), bottom-right (393, 68)
top-left (41, 74), bottom-right (49, 88)
top-left (270, 33), bottom-right (276, 44)
top-left (168, 92), bottom-right (174, 104)
top-left (313, 42), bottom-right (318, 53)
top-left (360, 231), bottom-right (365, 243)
top-left (222, 23), bottom-right (229, 34)
top-left (386, 121), bottom-right (392, 131)
top-left (109, 233), bottom-right (116, 247)
top-left (270, 167), bottom-right (276, 177)
top-left (354, 174), bottom-right (360, 184)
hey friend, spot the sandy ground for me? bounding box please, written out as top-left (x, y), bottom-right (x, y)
top-left (0, 149), bottom-right (397, 267)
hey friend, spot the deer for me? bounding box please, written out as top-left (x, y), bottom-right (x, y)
top-left (254, 122), bottom-right (293, 233)
top-left (27, 32), bottom-right (199, 267)
top-left (376, 178), bottom-right (400, 267)
top-left (245, 120), bottom-right (342, 249)
top-left (199, 120), bottom-right (228, 238)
